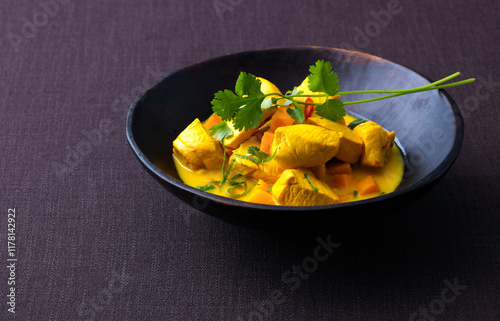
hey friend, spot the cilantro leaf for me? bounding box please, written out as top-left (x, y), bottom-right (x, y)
top-left (235, 72), bottom-right (263, 97)
top-left (286, 106), bottom-right (305, 123)
top-left (209, 121), bottom-right (233, 140)
top-left (231, 97), bottom-right (264, 131)
top-left (315, 98), bottom-right (345, 122)
top-left (210, 60), bottom-right (474, 140)
top-left (211, 89), bottom-right (245, 121)
top-left (261, 97), bottom-right (273, 110)
top-left (307, 60), bottom-right (339, 96)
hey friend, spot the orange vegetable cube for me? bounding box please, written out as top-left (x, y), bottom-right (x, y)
top-left (245, 180), bottom-right (274, 205)
top-left (269, 107), bottom-right (295, 133)
top-left (260, 132), bottom-right (275, 154)
top-left (203, 114), bottom-right (222, 130)
top-left (256, 179), bottom-right (271, 191)
top-left (326, 162), bottom-right (352, 175)
top-left (333, 174), bottom-right (356, 190)
top-left (356, 175), bottom-right (380, 196)
top-left (245, 189), bottom-right (274, 205)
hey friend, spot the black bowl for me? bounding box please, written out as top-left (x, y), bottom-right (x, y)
top-left (126, 47), bottom-right (463, 232)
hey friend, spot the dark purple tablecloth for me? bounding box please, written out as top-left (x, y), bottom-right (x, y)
top-left (1, 0), bottom-right (499, 320)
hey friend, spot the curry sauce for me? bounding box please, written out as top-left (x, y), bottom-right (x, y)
top-left (173, 114), bottom-right (404, 206)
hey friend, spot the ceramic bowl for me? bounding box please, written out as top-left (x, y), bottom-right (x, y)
top-left (126, 47), bottom-right (464, 231)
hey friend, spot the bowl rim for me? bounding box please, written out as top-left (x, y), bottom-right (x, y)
top-left (126, 46), bottom-right (464, 211)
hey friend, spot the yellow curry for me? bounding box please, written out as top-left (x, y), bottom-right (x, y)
top-left (172, 77), bottom-right (404, 206)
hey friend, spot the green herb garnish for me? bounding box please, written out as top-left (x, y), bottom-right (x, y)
top-left (348, 118), bottom-right (368, 130)
top-left (209, 60), bottom-right (475, 135)
top-left (231, 146), bottom-right (277, 164)
top-left (303, 173), bottom-right (319, 193)
top-left (209, 121), bottom-right (233, 140)
top-left (211, 72), bottom-right (266, 131)
top-left (226, 178), bottom-right (257, 198)
top-left (221, 159), bottom-right (235, 185)
top-left (286, 105), bottom-right (305, 123)
top-left (196, 183), bottom-right (218, 191)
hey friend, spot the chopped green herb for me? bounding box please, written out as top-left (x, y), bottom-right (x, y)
top-left (221, 159), bottom-right (235, 185)
top-left (353, 190), bottom-right (358, 198)
top-left (196, 184), bottom-right (216, 192)
top-left (348, 118), bottom-right (367, 130)
top-left (226, 182), bottom-right (258, 199)
top-left (303, 173), bottom-right (319, 193)
top-left (232, 146), bottom-right (277, 164)
top-left (227, 173), bottom-right (247, 190)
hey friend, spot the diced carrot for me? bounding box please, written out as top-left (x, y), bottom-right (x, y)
top-left (333, 174), bottom-right (356, 190)
top-left (326, 162), bottom-right (352, 175)
top-left (245, 189), bottom-right (274, 205)
top-left (260, 132), bottom-right (274, 154)
top-left (245, 180), bottom-right (274, 205)
top-left (269, 107), bottom-right (295, 132)
top-left (256, 180), bottom-right (271, 192)
top-left (356, 175), bottom-right (380, 196)
top-left (203, 114), bottom-right (222, 130)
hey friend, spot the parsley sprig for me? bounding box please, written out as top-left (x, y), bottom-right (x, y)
top-left (210, 60), bottom-right (475, 136)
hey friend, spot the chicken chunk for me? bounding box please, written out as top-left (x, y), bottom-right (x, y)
top-left (307, 115), bottom-right (363, 164)
top-left (353, 121), bottom-right (395, 167)
top-left (271, 124), bottom-right (340, 169)
top-left (172, 118), bottom-right (224, 170)
top-left (272, 169), bottom-right (339, 206)
top-left (251, 159), bottom-right (284, 184)
top-left (228, 136), bottom-right (260, 177)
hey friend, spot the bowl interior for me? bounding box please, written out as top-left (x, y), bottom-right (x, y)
top-left (127, 47), bottom-right (463, 214)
